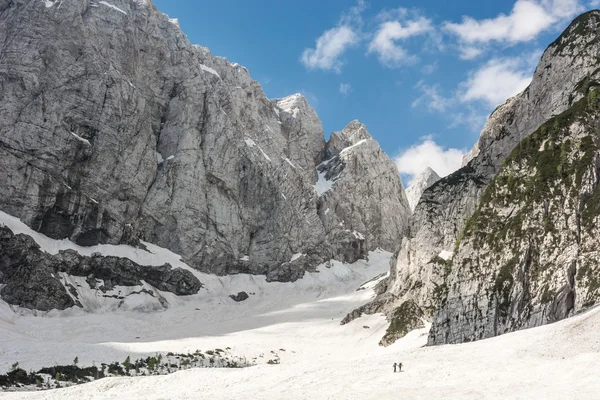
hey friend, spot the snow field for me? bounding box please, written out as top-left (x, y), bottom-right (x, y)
top-left (1, 211), bottom-right (599, 399)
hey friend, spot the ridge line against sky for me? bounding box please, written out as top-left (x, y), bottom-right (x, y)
top-left (154, 0), bottom-right (593, 186)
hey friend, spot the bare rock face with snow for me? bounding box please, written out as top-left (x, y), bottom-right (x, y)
top-left (317, 121), bottom-right (411, 258)
top-left (0, 226), bottom-right (202, 311)
top-left (0, 0), bottom-right (411, 309)
top-left (405, 167), bottom-right (440, 211)
top-left (364, 11), bottom-right (600, 345)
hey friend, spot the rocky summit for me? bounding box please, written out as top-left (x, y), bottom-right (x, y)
top-left (0, 0), bottom-right (410, 310)
top-left (405, 167), bottom-right (441, 211)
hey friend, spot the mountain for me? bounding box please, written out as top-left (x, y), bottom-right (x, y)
top-left (0, 0), bottom-right (411, 310)
top-left (405, 168), bottom-right (441, 211)
top-left (348, 10), bottom-right (600, 346)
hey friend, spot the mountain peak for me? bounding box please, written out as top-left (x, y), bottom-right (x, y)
top-left (549, 10), bottom-right (600, 55)
top-left (405, 167), bottom-right (441, 211)
top-left (274, 93), bottom-right (309, 117)
top-left (326, 120), bottom-right (373, 156)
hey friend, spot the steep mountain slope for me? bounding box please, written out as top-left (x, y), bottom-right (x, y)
top-left (350, 10), bottom-right (600, 345)
top-left (429, 92), bottom-right (600, 344)
top-left (405, 168), bottom-right (440, 211)
top-left (0, 0), bottom-right (411, 311)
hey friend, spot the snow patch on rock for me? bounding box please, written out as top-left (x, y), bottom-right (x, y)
top-left (98, 1), bottom-right (127, 15)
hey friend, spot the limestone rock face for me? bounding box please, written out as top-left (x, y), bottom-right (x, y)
top-left (405, 167), bottom-right (441, 211)
top-left (317, 121), bottom-right (412, 257)
top-left (0, 0), bottom-right (412, 311)
top-left (358, 10), bottom-right (600, 345)
top-left (429, 104), bottom-right (600, 344)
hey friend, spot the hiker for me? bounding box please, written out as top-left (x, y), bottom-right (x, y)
top-left (393, 362), bottom-right (397, 373)
top-left (398, 362), bottom-right (403, 372)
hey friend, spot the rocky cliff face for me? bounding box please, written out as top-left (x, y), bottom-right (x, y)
top-left (352, 10), bottom-right (600, 345)
top-left (429, 93), bottom-right (600, 344)
top-left (405, 168), bottom-right (440, 211)
top-left (316, 121), bottom-right (411, 258)
top-left (0, 0), bottom-right (411, 310)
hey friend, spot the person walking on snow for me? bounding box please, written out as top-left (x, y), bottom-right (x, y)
top-left (393, 362), bottom-right (397, 373)
top-left (398, 362), bottom-right (403, 372)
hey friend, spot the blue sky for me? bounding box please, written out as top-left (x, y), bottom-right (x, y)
top-left (153, 0), bottom-right (595, 185)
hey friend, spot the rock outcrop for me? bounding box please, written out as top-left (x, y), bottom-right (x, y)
top-left (405, 167), bottom-right (441, 211)
top-left (0, 0), bottom-right (411, 309)
top-left (229, 291), bottom-right (250, 302)
top-left (0, 226), bottom-right (202, 311)
top-left (352, 10), bottom-right (600, 345)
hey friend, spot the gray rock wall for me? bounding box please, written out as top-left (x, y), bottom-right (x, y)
top-left (0, 0), bottom-right (412, 304)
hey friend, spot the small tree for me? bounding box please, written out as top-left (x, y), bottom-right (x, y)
top-left (11, 362), bottom-right (19, 372)
top-left (147, 357), bottom-right (157, 372)
top-left (588, 88), bottom-right (598, 109)
top-left (123, 356), bottom-right (131, 374)
top-left (73, 357), bottom-right (79, 366)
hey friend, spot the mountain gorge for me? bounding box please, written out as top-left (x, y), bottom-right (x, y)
top-left (0, 0), bottom-right (599, 355)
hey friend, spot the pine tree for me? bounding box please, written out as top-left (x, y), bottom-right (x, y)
top-left (124, 356), bottom-right (131, 374)
top-left (588, 88), bottom-right (598, 109)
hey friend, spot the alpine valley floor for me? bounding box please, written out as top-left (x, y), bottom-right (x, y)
top-left (0, 213), bottom-right (599, 399)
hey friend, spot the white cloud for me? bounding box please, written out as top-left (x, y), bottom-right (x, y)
top-left (412, 82), bottom-right (451, 113)
top-left (459, 58), bottom-right (533, 107)
top-left (301, 26), bottom-right (358, 72)
top-left (449, 108), bottom-right (488, 132)
top-left (368, 17), bottom-right (433, 67)
top-left (395, 136), bottom-right (466, 187)
top-left (444, 0), bottom-right (583, 46)
top-left (458, 45), bottom-right (484, 60)
top-left (300, 1), bottom-right (366, 72)
top-left (591, 0), bottom-right (600, 7)
top-left (339, 83), bottom-right (352, 95)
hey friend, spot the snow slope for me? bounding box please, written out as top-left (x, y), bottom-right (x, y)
top-left (1, 213), bottom-right (599, 399)
top-left (0, 210), bottom-right (393, 375)
top-left (2, 305), bottom-right (598, 399)
top-left (2, 265), bottom-right (600, 399)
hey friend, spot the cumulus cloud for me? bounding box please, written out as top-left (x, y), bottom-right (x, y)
top-left (395, 136), bottom-right (467, 187)
top-left (368, 16), bottom-right (433, 67)
top-left (339, 83), bottom-right (352, 95)
top-left (301, 26), bottom-right (359, 72)
top-left (300, 1), bottom-right (366, 72)
top-left (458, 45), bottom-right (484, 60)
top-left (412, 82), bottom-right (452, 113)
top-left (444, 0), bottom-right (583, 47)
top-left (459, 57), bottom-right (533, 107)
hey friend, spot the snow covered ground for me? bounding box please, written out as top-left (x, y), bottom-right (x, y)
top-left (1, 212), bottom-right (599, 399)
top-left (2, 268), bottom-right (599, 399)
